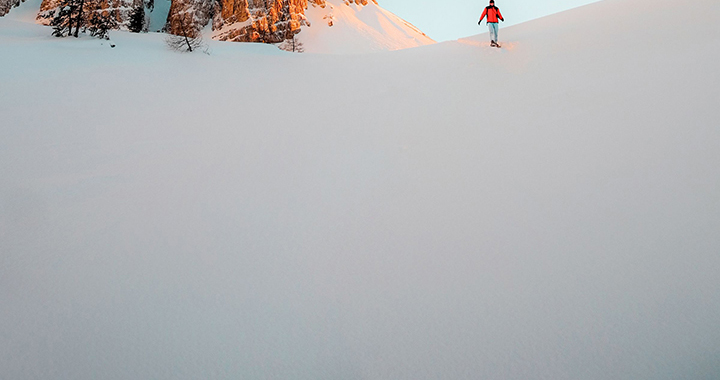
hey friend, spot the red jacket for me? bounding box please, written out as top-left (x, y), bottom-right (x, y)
top-left (480, 6), bottom-right (504, 23)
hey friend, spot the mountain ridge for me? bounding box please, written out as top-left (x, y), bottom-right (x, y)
top-left (2, 0), bottom-right (433, 53)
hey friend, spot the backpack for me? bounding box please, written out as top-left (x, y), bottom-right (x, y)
top-left (486, 6), bottom-right (497, 18)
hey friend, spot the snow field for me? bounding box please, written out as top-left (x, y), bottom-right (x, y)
top-left (1, 0), bottom-right (720, 379)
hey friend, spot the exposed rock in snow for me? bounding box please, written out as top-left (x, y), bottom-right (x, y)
top-left (210, 0), bottom-right (309, 43)
top-left (0, 0), bottom-right (25, 17)
top-left (206, 0), bottom-right (398, 48)
top-left (165, 0), bottom-right (214, 35)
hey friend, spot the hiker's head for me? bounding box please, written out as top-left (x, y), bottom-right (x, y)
top-left (489, 0), bottom-right (494, 4)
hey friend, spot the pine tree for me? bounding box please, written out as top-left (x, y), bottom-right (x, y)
top-left (49, 0), bottom-right (77, 37)
top-left (128, 2), bottom-right (145, 33)
top-left (71, 0), bottom-right (86, 37)
top-left (86, 11), bottom-right (117, 39)
top-left (46, 0), bottom-right (118, 40)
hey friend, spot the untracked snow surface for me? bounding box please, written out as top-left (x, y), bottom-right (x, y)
top-left (1, 0), bottom-right (720, 379)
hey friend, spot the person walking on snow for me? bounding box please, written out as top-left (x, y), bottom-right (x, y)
top-left (479, 0), bottom-right (504, 47)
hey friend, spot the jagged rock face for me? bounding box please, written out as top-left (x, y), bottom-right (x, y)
top-left (36, 0), bottom-right (134, 27)
top-left (165, 0), bottom-right (215, 36)
top-left (211, 0), bottom-right (310, 43)
top-left (207, 0), bottom-right (374, 43)
top-left (166, 0), bottom-right (375, 43)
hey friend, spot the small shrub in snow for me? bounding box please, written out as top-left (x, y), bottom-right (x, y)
top-left (278, 37), bottom-right (304, 53)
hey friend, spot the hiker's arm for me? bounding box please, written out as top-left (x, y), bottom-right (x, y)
top-left (479, 9), bottom-right (487, 23)
top-left (498, 10), bottom-right (504, 21)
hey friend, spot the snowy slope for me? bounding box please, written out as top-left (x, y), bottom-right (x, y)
top-left (300, 0), bottom-right (435, 53)
top-left (1, 0), bottom-right (719, 379)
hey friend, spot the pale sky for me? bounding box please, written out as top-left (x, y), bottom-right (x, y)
top-left (379, 0), bottom-right (602, 42)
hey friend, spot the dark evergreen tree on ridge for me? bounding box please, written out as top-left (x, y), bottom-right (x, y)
top-left (48, 0), bottom-right (74, 37)
top-left (46, 0), bottom-right (116, 42)
top-left (86, 10), bottom-right (117, 40)
top-left (71, 0), bottom-right (86, 37)
top-left (46, 0), bottom-right (86, 38)
top-left (128, 2), bottom-right (145, 33)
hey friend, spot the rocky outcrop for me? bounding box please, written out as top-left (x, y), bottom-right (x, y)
top-left (215, 0), bottom-right (383, 42)
top-left (209, 0), bottom-right (376, 43)
top-left (165, 0), bottom-right (215, 36)
top-left (210, 0), bottom-right (308, 43)
top-left (0, 0), bottom-right (24, 17)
